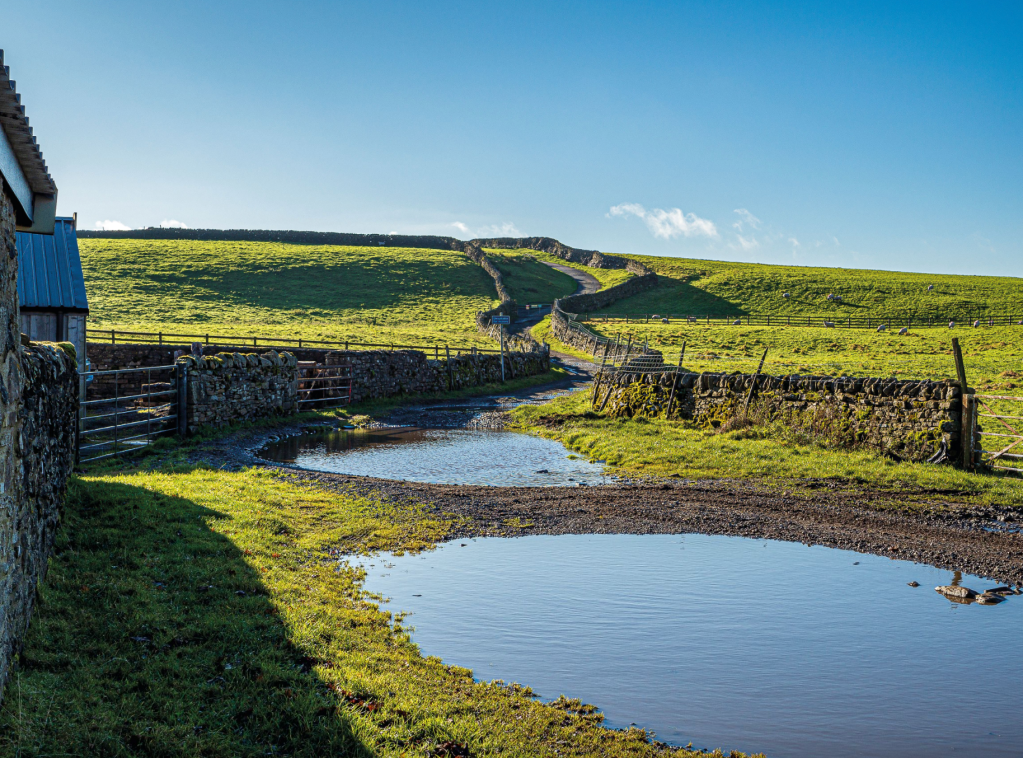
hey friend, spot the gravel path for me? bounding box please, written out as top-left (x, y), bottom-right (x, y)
top-left (540, 261), bottom-right (600, 295)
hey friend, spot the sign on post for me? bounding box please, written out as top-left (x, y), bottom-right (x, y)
top-left (492, 315), bottom-right (511, 324)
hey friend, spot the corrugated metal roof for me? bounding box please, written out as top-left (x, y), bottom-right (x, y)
top-left (16, 217), bottom-right (89, 311)
top-left (0, 50), bottom-right (57, 197)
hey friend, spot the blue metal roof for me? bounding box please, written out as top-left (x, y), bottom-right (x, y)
top-left (16, 217), bottom-right (89, 311)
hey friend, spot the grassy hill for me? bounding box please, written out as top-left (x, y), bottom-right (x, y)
top-left (80, 239), bottom-right (502, 347)
top-left (606, 254), bottom-right (1023, 320)
top-left (487, 251), bottom-right (578, 304)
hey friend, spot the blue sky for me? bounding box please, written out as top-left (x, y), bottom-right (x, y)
top-left (6, 1), bottom-right (1022, 275)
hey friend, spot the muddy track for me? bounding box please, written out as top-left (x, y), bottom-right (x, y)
top-left (191, 406), bottom-right (1023, 587)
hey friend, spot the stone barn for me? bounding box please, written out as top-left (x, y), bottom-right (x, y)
top-left (16, 215), bottom-right (89, 369)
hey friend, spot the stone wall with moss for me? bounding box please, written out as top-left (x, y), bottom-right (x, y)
top-left (595, 369), bottom-right (962, 462)
top-left (1, 341), bottom-right (79, 701)
top-left (177, 351), bottom-right (298, 434)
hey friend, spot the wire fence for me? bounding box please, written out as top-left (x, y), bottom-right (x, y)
top-left (579, 312), bottom-right (1023, 330)
top-left (86, 328), bottom-right (504, 356)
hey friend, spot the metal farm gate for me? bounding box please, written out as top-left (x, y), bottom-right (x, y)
top-left (296, 361), bottom-right (352, 410)
top-left (963, 393), bottom-right (1023, 476)
top-left (79, 364), bottom-right (184, 463)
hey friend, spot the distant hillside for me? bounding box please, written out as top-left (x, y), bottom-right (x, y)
top-left (79, 238), bottom-right (501, 347)
top-left (607, 254), bottom-right (1023, 320)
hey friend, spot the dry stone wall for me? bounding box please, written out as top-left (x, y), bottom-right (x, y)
top-left (0, 342), bottom-right (78, 701)
top-left (596, 369), bottom-right (962, 463)
top-left (177, 351), bottom-right (298, 434)
top-left (323, 348), bottom-right (550, 404)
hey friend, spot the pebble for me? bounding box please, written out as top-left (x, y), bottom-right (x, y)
top-left (907, 581), bottom-right (919, 587)
top-left (976, 593), bottom-right (1005, 605)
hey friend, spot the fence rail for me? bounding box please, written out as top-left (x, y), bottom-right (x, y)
top-left (297, 363), bottom-right (352, 410)
top-left (86, 329), bottom-right (504, 355)
top-left (579, 312), bottom-right (1023, 330)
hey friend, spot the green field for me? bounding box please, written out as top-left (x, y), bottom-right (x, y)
top-left (603, 254), bottom-right (1023, 319)
top-left (80, 240), bottom-right (503, 348)
top-left (563, 320), bottom-right (1023, 387)
top-left (485, 248), bottom-right (636, 292)
top-left (488, 251), bottom-right (579, 304)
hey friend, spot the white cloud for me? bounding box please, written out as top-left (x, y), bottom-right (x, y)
top-left (451, 221), bottom-right (522, 238)
top-left (735, 234), bottom-right (760, 251)
top-left (788, 237), bottom-right (800, 248)
top-left (609, 203), bottom-right (718, 240)
top-left (159, 219), bottom-right (188, 229)
top-left (733, 208), bottom-right (761, 231)
top-left (95, 219), bottom-right (131, 231)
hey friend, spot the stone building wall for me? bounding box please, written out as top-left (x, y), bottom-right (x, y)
top-left (0, 342), bottom-right (78, 700)
top-left (177, 351), bottom-right (298, 434)
top-left (595, 369), bottom-right (962, 462)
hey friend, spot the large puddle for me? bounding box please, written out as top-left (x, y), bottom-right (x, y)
top-left (260, 427), bottom-right (610, 486)
top-left (353, 534), bottom-right (1023, 758)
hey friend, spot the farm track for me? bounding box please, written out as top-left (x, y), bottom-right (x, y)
top-left (190, 356), bottom-right (1023, 589)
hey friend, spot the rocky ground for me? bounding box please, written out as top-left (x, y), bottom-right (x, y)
top-left (185, 354), bottom-right (1023, 589)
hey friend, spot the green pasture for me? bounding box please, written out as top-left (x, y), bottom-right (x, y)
top-left (488, 251), bottom-right (579, 304)
top-left (80, 240), bottom-right (502, 348)
top-left (605, 253), bottom-right (1023, 320)
top-left (485, 248), bottom-right (635, 291)
top-left (563, 318), bottom-right (1023, 387)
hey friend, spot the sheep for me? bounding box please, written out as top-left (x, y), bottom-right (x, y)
top-left (687, 315), bottom-right (697, 323)
top-left (823, 321), bottom-right (836, 328)
top-left (732, 319), bottom-right (742, 326)
top-left (661, 318), bottom-right (669, 324)
top-left (876, 324), bottom-right (887, 332)
top-left (826, 293), bottom-right (834, 301)
top-left (1018, 319), bottom-right (1023, 326)
top-left (898, 327), bottom-right (909, 335)
top-left (927, 284), bottom-right (934, 292)
top-left (974, 320), bottom-right (981, 328)
top-left (782, 292), bottom-right (790, 299)
top-left (834, 294), bottom-right (843, 302)
top-left (948, 321), bottom-right (955, 329)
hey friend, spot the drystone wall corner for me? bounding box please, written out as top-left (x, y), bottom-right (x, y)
top-left (178, 350), bottom-right (299, 433)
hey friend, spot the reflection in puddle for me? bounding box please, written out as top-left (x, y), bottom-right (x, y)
top-left (259, 427), bottom-right (610, 486)
top-left (353, 534), bottom-right (1023, 758)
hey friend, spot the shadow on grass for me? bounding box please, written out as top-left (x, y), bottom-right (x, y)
top-left (0, 476), bottom-right (374, 757)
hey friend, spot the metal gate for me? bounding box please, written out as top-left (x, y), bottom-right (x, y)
top-left (963, 393), bottom-right (1023, 476)
top-left (79, 364), bottom-right (183, 463)
top-left (297, 362), bottom-right (352, 409)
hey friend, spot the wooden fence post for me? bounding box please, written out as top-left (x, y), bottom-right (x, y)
top-left (742, 348), bottom-right (769, 417)
top-left (665, 341), bottom-right (686, 419)
top-left (445, 346), bottom-right (453, 390)
top-left (590, 341), bottom-right (613, 408)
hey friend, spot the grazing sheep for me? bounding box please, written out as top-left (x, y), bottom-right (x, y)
top-left (948, 321), bottom-right (955, 329)
top-left (823, 321), bottom-right (835, 328)
top-left (834, 295), bottom-right (843, 302)
top-left (927, 284), bottom-right (934, 291)
top-left (732, 319), bottom-right (742, 326)
top-left (661, 318), bottom-right (669, 324)
top-left (1018, 319), bottom-right (1023, 326)
top-left (974, 320), bottom-right (981, 328)
top-left (827, 293), bottom-right (834, 301)
top-left (782, 292), bottom-right (790, 299)
top-left (876, 324), bottom-right (887, 332)
top-left (687, 315), bottom-right (697, 323)
top-left (899, 327), bottom-right (909, 335)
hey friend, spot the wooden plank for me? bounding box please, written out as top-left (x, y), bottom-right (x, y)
top-left (742, 348), bottom-right (769, 417)
top-left (951, 337), bottom-right (968, 392)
